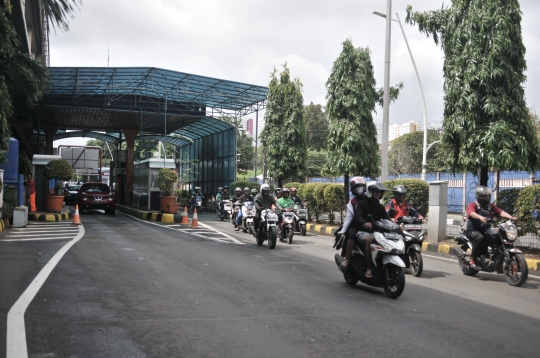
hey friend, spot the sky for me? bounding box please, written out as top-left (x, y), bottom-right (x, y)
top-left (50, 0), bottom-right (540, 147)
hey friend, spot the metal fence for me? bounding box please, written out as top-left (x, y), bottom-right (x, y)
top-left (307, 171), bottom-right (540, 250)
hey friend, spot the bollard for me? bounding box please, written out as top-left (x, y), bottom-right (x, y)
top-left (428, 181), bottom-right (448, 244)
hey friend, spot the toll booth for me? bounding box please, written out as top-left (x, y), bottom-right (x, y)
top-left (132, 158), bottom-right (176, 211)
top-left (31, 155), bottom-right (62, 211)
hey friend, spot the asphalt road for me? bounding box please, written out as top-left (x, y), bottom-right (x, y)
top-left (1, 210), bottom-right (540, 357)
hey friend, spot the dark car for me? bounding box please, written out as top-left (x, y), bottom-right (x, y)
top-left (78, 182), bottom-right (115, 214)
top-left (64, 184), bottom-right (81, 205)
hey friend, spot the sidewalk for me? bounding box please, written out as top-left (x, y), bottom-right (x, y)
top-left (307, 222), bottom-right (540, 272)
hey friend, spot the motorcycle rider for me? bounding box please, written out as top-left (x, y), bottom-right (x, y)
top-left (277, 188), bottom-right (295, 239)
top-left (290, 187), bottom-right (302, 206)
top-left (274, 188), bottom-right (282, 200)
top-left (343, 181), bottom-right (390, 279)
top-left (191, 186), bottom-right (203, 210)
top-left (231, 187), bottom-right (243, 227)
top-left (235, 187), bottom-right (254, 231)
top-left (251, 188), bottom-right (258, 197)
top-left (385, 185), bottom-right (426, 223)
top-left (466, 186), bottom-right (517, 269)
top-left (216, 186), bottom-right (230, 218)
top-left (254, 184), bottom-right (281, 238)
top-left (337, 177), bottom-right (367, 257)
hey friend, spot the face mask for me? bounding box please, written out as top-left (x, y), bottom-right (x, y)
top-left (353, 187), bottom-right (364, 196)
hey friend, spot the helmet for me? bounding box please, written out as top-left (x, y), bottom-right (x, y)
top-left (290, 187), bottom-right (297, 195)
top-left (282, 188), bottom-right (290, 198)
top-left (235, 187), bottom-right (242, 195)
top-left (392, 185), bottom-right (407, 202)
top-left (195, 186), bottom-right (201, 191)
top-left (223, 186), bottom-right (228, 191)
top-left (251, 188), bottom-right (258, 195)
top-left (243, 187), bottom-right (250, 194)
top-left (275, 188), bottom-right (282, 198)
top-left (476, 186), bottom-right (492, 205)
top-left (366, 181), bottom-right (387, 199)
top-left (275, 188), bottom-right (282, 194)
top-left (350, 176), bottom-right (366, 197)
top-left (218, 187), bottom-right (223, 192)
top-left (261, 184), bottom-right (270, 196)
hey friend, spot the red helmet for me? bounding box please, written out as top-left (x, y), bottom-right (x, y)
top-left (290, 187), bottom-right (297, 194)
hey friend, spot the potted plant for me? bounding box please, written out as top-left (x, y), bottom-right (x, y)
top-left (43, 159), bottom-right (73, 212)
top-left (158, 168), bottom-right (179, 213)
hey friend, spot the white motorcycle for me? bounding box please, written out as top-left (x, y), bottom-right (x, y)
top-left (293, 202), bottom-right (307, 236)
top-left (239, 201), bottom-right (256, 233)
top-left (221, 200), bottom-right (233, 222)
top-left (280, 206), bottom-right (296, 244)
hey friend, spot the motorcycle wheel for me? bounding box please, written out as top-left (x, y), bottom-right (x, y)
top-left (301, 224), bottom-right (306, 236)
top-left (383, 265), bottom-right (405, 299)
top-left (256, 233), bottom-right (264, 246)
top-left (503, 254), bottom-right (528, 287)
top-left (344, 274), bottom-right (358, 285)
top-left (409, 251), bottom-right (423, 277)
top-left (268, 226), bottom-right (277, 249)
top-left (455, 247), bottom-right (478, 276)
top-left (287, 228), bottom-right (293, 244)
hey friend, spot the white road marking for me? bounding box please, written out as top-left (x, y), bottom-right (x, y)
top-left (2, 237), bottom-right (79, 242)
top-left (6, 225), bottom-right (85, 358)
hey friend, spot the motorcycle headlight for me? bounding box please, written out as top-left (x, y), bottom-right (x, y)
top-left (505, 230), bottom-right (518, 241)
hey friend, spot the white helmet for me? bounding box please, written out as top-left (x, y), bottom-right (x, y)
top-left (366, 181), bottom-right (387, 199)
top-left (260, 184), bottom-right (270, 196)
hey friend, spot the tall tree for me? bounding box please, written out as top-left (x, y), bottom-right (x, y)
top-left (260, 64), bottom-right (307, 187)
top-left (406, 1), bottom-right (540, 185)
top-left (304, 102), bottom-right (328, 151)
top-left (86, 139), bottom-right (113, 166)
top-left (324, 39), bottom-right (402, 204)
top-left (389, 129), bottom-right (446, 175)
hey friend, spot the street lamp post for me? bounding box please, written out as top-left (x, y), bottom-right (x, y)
top-left (380, 0), bottom-right (393, 182)
top-left (374, 10), bottom-right (428, 181)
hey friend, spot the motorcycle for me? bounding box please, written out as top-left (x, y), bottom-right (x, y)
top-left (220, 200), bottom-right (233, 222)
top-left (280, 207), bottom-right (296, 244)
top-left (293, 202), bottom-right (307, 236)
top-left (334, 216), bottom-right (406, 299)
top-left (239, 201), bottom-right (256, 233)
top-left (454, 218), bottom-right (528, 286)
top-left (232, 200), bottom-right (242, 226)
top-left (397, 216), bottom-right (427, 277)
top-left (251, 201), bottom-right (279, 249)
top-left (193, 195), bottom-right (203, 213)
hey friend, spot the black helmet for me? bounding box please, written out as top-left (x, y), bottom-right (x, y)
top-left (350, 176), bottom-right (366, 197)
top-left (366, 181), bottom-right (387, 199)
top-left (243, 187), bottom-right (250, 194)
top-left (261, 184), bottom-right (270, 196)
top-left (223, 186), bottom-right (228, 191)
top-left (282, 188), bottom-right (290, 198)
top-left (251, 188), bottom-right (258, 195)
top-left (476, 186), bottom-right (492, 205)
top-left (392, 185), bottom-right (407, 202)
top-left (275, 188), bottom-right (282, 194)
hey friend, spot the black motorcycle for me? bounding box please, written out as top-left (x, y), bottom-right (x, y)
top-left (251, 200), bottom-right (279, 249)
top-left (397, 216), bottom-right (427, 277)
top-left (454, 218), bottom-right (528, 286)
top-left (334, 217), bottom-right (406, 299)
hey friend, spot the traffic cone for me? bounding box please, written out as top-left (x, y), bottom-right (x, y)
top-left (191, 208), bottom-right (199, 228)
top-left (181, 206), bottom-right (189, 225)
top-left (73, 204), bottom-right (81, 225)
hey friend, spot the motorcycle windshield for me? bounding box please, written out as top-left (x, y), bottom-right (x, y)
top-left (377, 219), bottom-right (401, 232)
top-left (244, 201), bottom-right (255, 210)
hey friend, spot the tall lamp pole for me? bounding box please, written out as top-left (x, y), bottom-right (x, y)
top-left (374, 10), bottom-right (428, 181)
top-left (380, 0), bottom-right (392, 182)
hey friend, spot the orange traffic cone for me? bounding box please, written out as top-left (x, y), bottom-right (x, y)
top-left (181, 206), bottom-right (189, 225)
top-left (191, 208), bottom-right (199, 228)
top-left (73, 204), bottom-right (81, 225)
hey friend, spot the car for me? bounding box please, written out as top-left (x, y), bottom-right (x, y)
top-left (77, 182), bottom-right (116, 214)
top-left (64, 184), bottom-right (81, 205)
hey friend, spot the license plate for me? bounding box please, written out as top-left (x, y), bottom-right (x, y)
top-left (404, 225), bottom-right (422, 229)
top-left (94, 200), bottom-right (102, 204)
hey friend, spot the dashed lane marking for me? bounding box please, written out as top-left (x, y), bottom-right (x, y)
top-left (1, 222), bottom-right (80, 242)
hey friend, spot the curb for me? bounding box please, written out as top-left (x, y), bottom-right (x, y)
top-left (28, 212), bottom-right (72, 222)
top-left (306, 222), bottom-right (540, 272)
top-left (117, 204), bottom-right (176, 223)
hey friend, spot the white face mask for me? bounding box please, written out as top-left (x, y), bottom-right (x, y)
top-left (353, 187), bottom-right (364, 196)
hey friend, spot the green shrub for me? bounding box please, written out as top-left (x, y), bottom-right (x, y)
top-left (302, 183), bottom-right (319, 221)
top-left (43, 159), bottom-right (73, 181)
top-left (158, 168), bottom-right (178, 196)
top-left (495, 188), bottom-right (522, 215)
top-left (283, 182), bottom-right (302, 189)
top-left (324, 184), bottom-right (345, 224)
top-left (515, 185), bottom-right (540, 236)
top-left (0, 185), bottom-right (17, 220)
top-left (382, 178), bottom-right (429, 216)
top-left (313, 183), bottom-right (330, 213)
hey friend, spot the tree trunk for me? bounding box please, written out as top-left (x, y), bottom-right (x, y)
top-left (479, 166), bottom-right (489, 186)
top-left (344, 173), bottom-right (349, 205)
top-left (278, 178), bottom-right (283, 188)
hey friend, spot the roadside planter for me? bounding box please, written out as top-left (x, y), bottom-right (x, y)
top-left (158, 167), bottom-right (179, 214)
top-left (43, 159), bottom-right (73, 213)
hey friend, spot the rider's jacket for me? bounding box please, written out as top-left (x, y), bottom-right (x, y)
top-left (254, 193), bottom-right (278, 211)
top-left (231, 195), bottom-right (243, 203)
top-left (353, 197), bottom-right (390, 232)
top-left (191, 191), bottom-right (202, 198)
top-left (339, 196), bottom-right (362, 234)
top-left (466, 201), bottom-right (502, 232)
top-left (277, 197), bottom-right (294, 210)
top-left (291, 196), bottom-right (302, 205)
top-left (385, 198), bottom-right (419, 220)
top-left (240, 194), bottom-right (254, 203)
top-left (217, 192), bottom-right (230, 202)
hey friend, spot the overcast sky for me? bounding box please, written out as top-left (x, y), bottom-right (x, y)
top-left (51, 0), bottom-right (540, 146)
